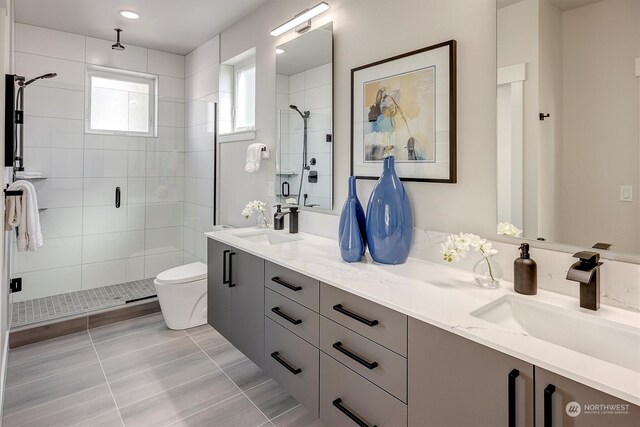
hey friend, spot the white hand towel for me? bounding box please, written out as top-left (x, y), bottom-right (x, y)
top-left (5, 180), bottom-right (43, 252)
top-left (245, 143), bottom-right (269, 173)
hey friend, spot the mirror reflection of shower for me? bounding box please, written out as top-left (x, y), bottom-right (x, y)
top-left (289, 104), bottom-right (310, 205)
top-left (14, 73), bottom-right (57, 171)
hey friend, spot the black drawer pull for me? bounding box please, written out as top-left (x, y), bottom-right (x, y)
top-left (332, 304), bottom-right (379, 327)
top-left (333, 342), bottom-right (378, 370)
top-left (222, 250), bottom-right (230, 284)
top-left (115, 186), bottom-right (121, 208)
top-left (271, 276), bottom-right (302, 291)
top-left (271, 307), bottom-right (302, 325)
top-left (228, 252), bottom-right (236, 287)
top-left (270, 351), bottom-right (301, 375)
top-left (332, 398), bottom-right (377, 427)
top-left (544, 384), bottom-right (556, 427)
top-left (508, 369), bottom-right (519, 427)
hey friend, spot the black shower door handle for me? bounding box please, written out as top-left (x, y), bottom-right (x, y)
top-left (282, 181), bottom-right (290, 197)
top-left (115, 187), bottom-right (121, 208)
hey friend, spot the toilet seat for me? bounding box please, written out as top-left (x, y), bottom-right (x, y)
top-left (155, 262), bottom-right (206, 285)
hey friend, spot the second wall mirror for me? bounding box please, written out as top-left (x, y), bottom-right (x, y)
top-left (275, 22), bottom-right (333, 210)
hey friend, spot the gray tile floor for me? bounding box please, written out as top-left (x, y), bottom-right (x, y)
top-left (11, 279), bottom-right (157, 328)
top-left (2, 313), bottom-right (324, 427)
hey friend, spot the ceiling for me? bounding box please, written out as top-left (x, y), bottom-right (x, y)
top-left (497, 0), bottom-right (602, 11)
top-left (14, 0), bottom-right (270, 55)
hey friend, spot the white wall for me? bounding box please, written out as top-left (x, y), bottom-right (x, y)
top-left (559, 0), bottom-right (640, 253)
top-left (12, 24), bottom-right (186, 301)
top-left (184, 36), bottom-right (218, 262)
top-left (218, 0), bottom-right (497, 234)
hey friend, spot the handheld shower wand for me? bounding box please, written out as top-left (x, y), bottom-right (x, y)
top-left (14, 73), bottom-right (57, 171)
top-left (290, 105), bottom-right (311, 205)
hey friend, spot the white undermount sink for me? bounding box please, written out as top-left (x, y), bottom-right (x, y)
top-left (233, 230), bottom-right (301, 245)
top-left (471, 296), bottom-right (640, 372)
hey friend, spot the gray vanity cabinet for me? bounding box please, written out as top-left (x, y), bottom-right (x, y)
top-left (208, 239), bottom-right (233, 339)
top-left (207, 238), bottom-right (265, 367)
top-left (408, 317), bottom-right (534, 427)
top-left (534, 367), bottom-right (640, 427)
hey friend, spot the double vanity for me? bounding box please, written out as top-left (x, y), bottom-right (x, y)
top-left (206, 228), bottom-right (640, 426)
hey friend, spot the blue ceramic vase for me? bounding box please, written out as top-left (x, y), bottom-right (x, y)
top-left (365, 156), bottom-right (413, 264)
top-left (338, 176), bottom-right (367, 262)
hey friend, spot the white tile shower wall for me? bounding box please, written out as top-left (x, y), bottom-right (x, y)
top-left (277, 63), bottom-right (332, 208)
top-left (12, 23), bottom-right (186, 302)
top-left (184, 35), bottom-right (219, 263)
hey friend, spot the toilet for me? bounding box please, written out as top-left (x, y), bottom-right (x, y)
top-left (154, 262), bottom-right (208, 330)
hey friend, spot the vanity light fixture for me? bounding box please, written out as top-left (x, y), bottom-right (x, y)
top-left (119, 10), bottom-right (140, 20)
top-left (276, 48), bottom-right (285, 54)
top-left (270, 2), bottom-right (329, 37)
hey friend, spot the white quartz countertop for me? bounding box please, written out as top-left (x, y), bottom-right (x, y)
top-left (205, 228), bottom-right (640, 405)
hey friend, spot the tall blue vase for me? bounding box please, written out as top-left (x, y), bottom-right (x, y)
top-left (338, 200), bottom-right (365, 262)
top-left (365, 156), bottom-right (413, 264)
top-left (338, 176), bottom-right (366, 262)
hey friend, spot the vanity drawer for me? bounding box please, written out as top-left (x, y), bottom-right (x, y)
top-left (320, 316), bottom-right (407, 402)
top-left (320, 352), bottom-right (407, 427)
top-left (320, 283), bottom-right (407, 356)
top-left (265, 262), bottom-right (319, 311)
top-left (265, 288), bottom-right (319, 346)
top-left (264, 317), bottom-right (319, 417)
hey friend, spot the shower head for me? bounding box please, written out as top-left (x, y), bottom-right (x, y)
top-left (21, 73), bottom-right (57, 87)
top-left (289, 105), bottom-right (310, 119)
top-left (112, 28), bottom-right (125, 51)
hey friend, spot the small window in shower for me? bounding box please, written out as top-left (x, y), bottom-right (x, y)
top-left (86, 66), bottom-right (157, 137)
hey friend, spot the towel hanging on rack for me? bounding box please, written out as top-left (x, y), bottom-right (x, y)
top-left (245, 143), bottom-right (270, 173)
top-left (4, 180), bottom-right (43, 252)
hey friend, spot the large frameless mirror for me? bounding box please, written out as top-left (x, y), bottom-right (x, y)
top-left (275, 22), bottom-right (333, 210)
top-left (496, 0), bottom-right (640, 260)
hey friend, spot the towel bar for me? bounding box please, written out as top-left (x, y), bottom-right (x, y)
top-left (4, 190), bottom-right (23, 197)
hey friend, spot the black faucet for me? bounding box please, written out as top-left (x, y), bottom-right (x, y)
top-left (566, 251), bottom-right (603, 311)
top-left (274, 206), bottom-right (299, 234)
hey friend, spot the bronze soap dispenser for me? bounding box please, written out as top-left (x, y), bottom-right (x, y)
top-left (514, 243), bottom-right (537, 295)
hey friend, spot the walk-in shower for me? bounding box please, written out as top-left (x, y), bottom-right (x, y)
top-left (289, 104), bottom-right (310, 205)
top-left (13, 73), bottom-right (57, 171)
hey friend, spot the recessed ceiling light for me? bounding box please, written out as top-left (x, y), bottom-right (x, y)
top-left (276, 48), bottom-right (285, 54)
top-left (119, 10), bottom-right (140, 20)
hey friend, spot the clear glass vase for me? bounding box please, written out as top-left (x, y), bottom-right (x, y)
top-left (256, 212), bottom-right (270, 229)
top-left (472, 255), bottom-right (503, 288)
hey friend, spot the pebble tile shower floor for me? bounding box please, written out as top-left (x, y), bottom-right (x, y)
top-left (11, 279), bottom-right (157, 328)
top-left (2, 313), bottom-right (325, 427)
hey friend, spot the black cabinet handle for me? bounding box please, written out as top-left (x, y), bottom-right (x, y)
top-left (332, 304), bottom-right (379, 327)
top-left (228, 252), bottom-right (236, 287)
top-left (271, 276), bottom-right (302, 291)
top-left (271, 307), bottom-right (302, 325)
top-left (270, 351), bottom-right (301, 375)
top-left (332, 398), bottom-right (377, 427)
top-left (508, 369), bottom-right (519, 427)
top-left (115, 187), bottom-right (121, 208)
top-left (544, 384), bottom-right (556, 427)
top-left (333, 342), bottom-right (378, 370)
top-left (222, 250), bottom-right (230, 284)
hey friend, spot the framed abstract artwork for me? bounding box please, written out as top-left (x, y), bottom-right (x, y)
top-left (350, 40), bottom-right (457, 182)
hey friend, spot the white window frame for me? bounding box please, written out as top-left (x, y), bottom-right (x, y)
top-left (232, 59), bottom-right (256, 133)
top-left (85, 65), bottom-right (158, 137)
